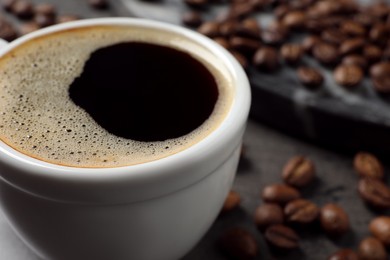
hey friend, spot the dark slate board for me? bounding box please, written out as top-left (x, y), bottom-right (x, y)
top-left (112, 0), bottom-right (390, 157)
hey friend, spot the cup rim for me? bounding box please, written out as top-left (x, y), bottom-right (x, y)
top-left (0, 18), bottom-right (251, 201)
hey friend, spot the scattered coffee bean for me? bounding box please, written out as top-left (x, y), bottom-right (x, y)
top-left (56, 14), bottom-right (80, 24)
top-left (369, 216), bottom-right (390, 247)
top-left (18, 21), bottom-right (38, 35)
top-left (284, 199), bottom-right (319, 224)
top-left (231, 50), bottom-right (249, 70)
top-left (34, 3), bottom-right (56, 16)
top-left (261, 21), bottom-right (288, 46)
top-left (229, 36), bottom-right (261, 55)
top-left (218, 228), bottom-right (258, 260)
top-left (280, 43), bottom-right (303, 65)
top-left (282, 11), bottom-right (306, 30)
top-left (370, 62), bottom-right (390, 79)
top-left (353, 152), bottom-right (384, 179)
top-left (339, 38), bottom-right (365, 56)
top-left (328, 249), bottom-right (359, 260)
top-left (313, 42), bottom-right (339, 66)
top-left (226, 3), bottom-right (255, 20)
top-left (342, 55), bottom-right (367, 71)
top-left (182, 11), bottom-right (203, 27)
top-left (302, 35), bottom-right (321, 54)
top-left (213, 37), bottom-right (229, 49)
top-left (264, 224), bottom-right (299, 250)
top-left (184, 0), bottom-right (208, 8)
top-left (254, 203), bottom-right (284, 231)
top-left (340, 20), bottom-right (366, 37)
top-left (0, 18), bottom-right (17, 41)
top-left (282, 155), bottom-right (316, 187)
top-left (11, 0), bottom-right (34, 19)
top-left (34, 13), bottom-right (55, 28)
top-left (222, 190), bottom-right (241, 213)
top-left (197, 21), bottom-right (220, 38)
top-left (274, 4), bottom-right (289, 20)
top-left (358, 237), bottom-right (387, 260)
top-left (235, 18), bottom-right (261, 39)
top-left (372, 76), bottom-right (390, 94)
top-left (262, 183), bottom-right (300, 205)
top-left (297, 66), bottom-right (324, 89)
top-left (364, 44), bottom-right (382, 64)
top-left (358, 178), bottom-right (390, 209)
top-left (333, 65), bottom-right (363, 88)
top-left (219, 20), bottom-right (239, 37)
top-left (253, 46), bottom-right (280, 72)
top-left (320, 203), bottom-right (350, 236)
top-left (369, 23), bottom-right (389, 46)
top-left (88, 0), bottom-right (109, 10)
top-left (321, 29), bottom-right (347, 46)
top-left (2, 0), bottom-right (16, 12)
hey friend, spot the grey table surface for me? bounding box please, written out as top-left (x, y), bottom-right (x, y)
top-left (0, 1), bottom-right (388, 260)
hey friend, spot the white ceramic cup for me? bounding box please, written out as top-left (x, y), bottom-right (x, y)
top-left (0, 18), bottom-right (251, 260)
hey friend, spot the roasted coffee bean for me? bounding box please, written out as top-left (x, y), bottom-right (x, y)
top-left (309, 1), bottom-right (340, 18)
top-left (253, 46), bottom-right (280, 72)
top-left (302, 35), bottom-right (321, 54)
top-left (231, 50), bottom-right (249, 70)
top-left (229, 36), bottom-right (260, 54)
top-left (305, 18), bottom-right (326, 34)
top-left (222, 190), bottom-right (241, 213)
top-left (282, 11), bottom-right (306, 30)
top-left (339, 38), bottom-right (365, 56)
top-left (34, 3), bottom-right (56, 16)
top-left (2, 0), bottom-right (16, 12)
top-left (213, 37), bottom-right (229, 49)
top-left (219, 228), bottom-right (258, 260)
top-left (88, 0), bottom-right (109, 9)
top-left (321, 29), bottom-right (347, 45)
top-left (34, 13), bottom-right (55, 28)
top-left (19, 21), bottom-right (38, 35)
top-left (235, 18), bottom-right (261, 39)
top-left (56, 14), bottom-right (80, 24)
top-left (358, 237), bottom-right (387, 260)
top-left (226, 3), bottom-right (255, 20)
top-left (297, 66), bottom-right (324, 89)
top-left (219, 20), bottom-right (239, 37)
top-left (342, 55), bottom-right (367, 70)
top-left (328, 249), bottom-right (359, 260)
top-left (274, 4), bottom-right (289, 20)
top-left (320, 203), bottom-right (350, 236)
top-left (313, 42), bottom-right (339, 65)
top-left (284, 199), bottom-right (319, 224)
top-left (333, 65), bottom-right (363, 88)
top-left (354, 152), bottom-right (384, 179)
top-left (358, 178), bottom-right (390, 209)
top-left (197, 21), bottom-right (220, 38)
top-left (261, 21), bottom-right (288, 46)
top-left (340, 20), bottom-right (366, 37)
top-left (353, 13), bottom-right (378, 28)
top-left (12, 0), bottom-right (33, 19)
top-left (370, 62), bottom-right (390, 78)
top-left (282, 155), bottom-right (315, 187)
top-left (372, 76), bottom-right (390, 94)
top-left (369, 216), bottom-right (390, 247)
top-left (280, 43), bottom-right (303, 65)
top-left (182, 11), bottom-right (203, 27)
top-left (264, 224), bottom-right (299, 250)
top-left (254, 203), bottom-right (284, 231)
top-left (184, 0), bottom-right (208, 8)
top-left (367, 2), bottom-right (390, 20)
top-left (0, 19), bottom-right (17, 41)
top-left (383, 46), bottom-right (390, 60)
top-left (262, 184), bottom-right (300, 205)
top-left (369, 23), bottom-right (389, 46)
top-left (364, 44), bottom-right (382, 64)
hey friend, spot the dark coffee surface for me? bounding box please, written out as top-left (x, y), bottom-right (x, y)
top-left (69, 42), bottom-right (218, 141)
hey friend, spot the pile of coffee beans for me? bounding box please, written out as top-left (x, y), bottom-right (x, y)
top-left (0, 0), bottom-right (109, 40)
top-left (177, 0), bottom-right (390, 93)
top-left (219, 152), bottom-right (389, 260)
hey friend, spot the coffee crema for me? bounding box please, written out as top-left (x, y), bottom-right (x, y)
top-left (0, 26), bottom-right (233, 168)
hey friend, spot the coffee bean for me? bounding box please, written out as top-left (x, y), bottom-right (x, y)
top-left (226, 3), bottom-right (255, 20)
top-left (56, 14), bottom-right (80, 24)
top-left (282, 11), bottom-right (306, 30)
top-left (369, 216), bottom-right (390, 247)
top-left (282, 155), bottom-right (316, 187)
top-left (372, 76), bottom-right (390, 94)
top-left (261, 21), bottom-right (289, 46)
top-left (302, 35), bottom-right (321, 54)
top-left (222, 190), bottom-right (241, 213)
top-left (313, 42), bottom-right (339, 65)
top-left (88, 0), bottom-right (109, 9)
top-left (284, 199), bottom-right (319, 224)
top-left (229, 36), bottom-right (261, 55)
top-left (274, 4), bottom-right (289, 20)
top-left (339, 38), bottom-right (365, 56)
top-left (353, 13), bottom-right (378, 28)
top-left (354, 152), bottom-right (384, 179)
top-left (34, 13), bottom-right (55, 28)
top-left (333, 65), bottom-right (363, 88)
top-left (328, 249), bottom-right (359, 260)
top-left (2, 0), bottom-right (16, 12)
top-left (342, 55), bottom-right (367, 71)
top-left (358, 237), bottom-right (387, 260)
top-left (262, 184), bottom-right (300, 205)
top-left (280, 43), bottom-right (303, 65)
top-left (320, 203), bottom-right (350, 236)
top-left (184, 0), bottom-right (208, 9)
top-left (235, 18), bottom-right (261, 39)
top-left (358, 178), bottom-right (390, 209)
top-left (182, 11), bottom-right (203, 27)
top-left (197, 21), bottom-right (220, 38)
top-left (219, 228), bottom-right (258, 260)
top-left (364, 44), bottom-right (382, 64)
top-left (340, 20), bottom-right (366, 37)
top-left (34, 3), bottom-right (56, 16)
top-left (11, 0), bottom-right (34, 19)
top-left (369, 23), bottom-right (389, 46)
top-left (370, 62), bottom-right (390, 78)
top-left (321, 29), bottom-right (347, 45)
top-left (0, 18), bottom-right (17, 41)
top-left (213, 37), bottom-right (229, 49)
top-left (231, 50), bottom-right (249, 70)
top-left (254, 203), bottom-right (284, 231)
top-left (367, 2), bottom-right (390, 20)
top-left (297, 66), bottom-right (324, 89)
top-left (18, 21), bottom-right (38, 35)
top-left (219, 20), bottom-right (239, 37)
top-left (264, 224), bottom-right (299, 250)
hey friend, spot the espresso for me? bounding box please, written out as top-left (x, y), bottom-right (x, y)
top-left (0, 26), bottom-right (233, 167)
